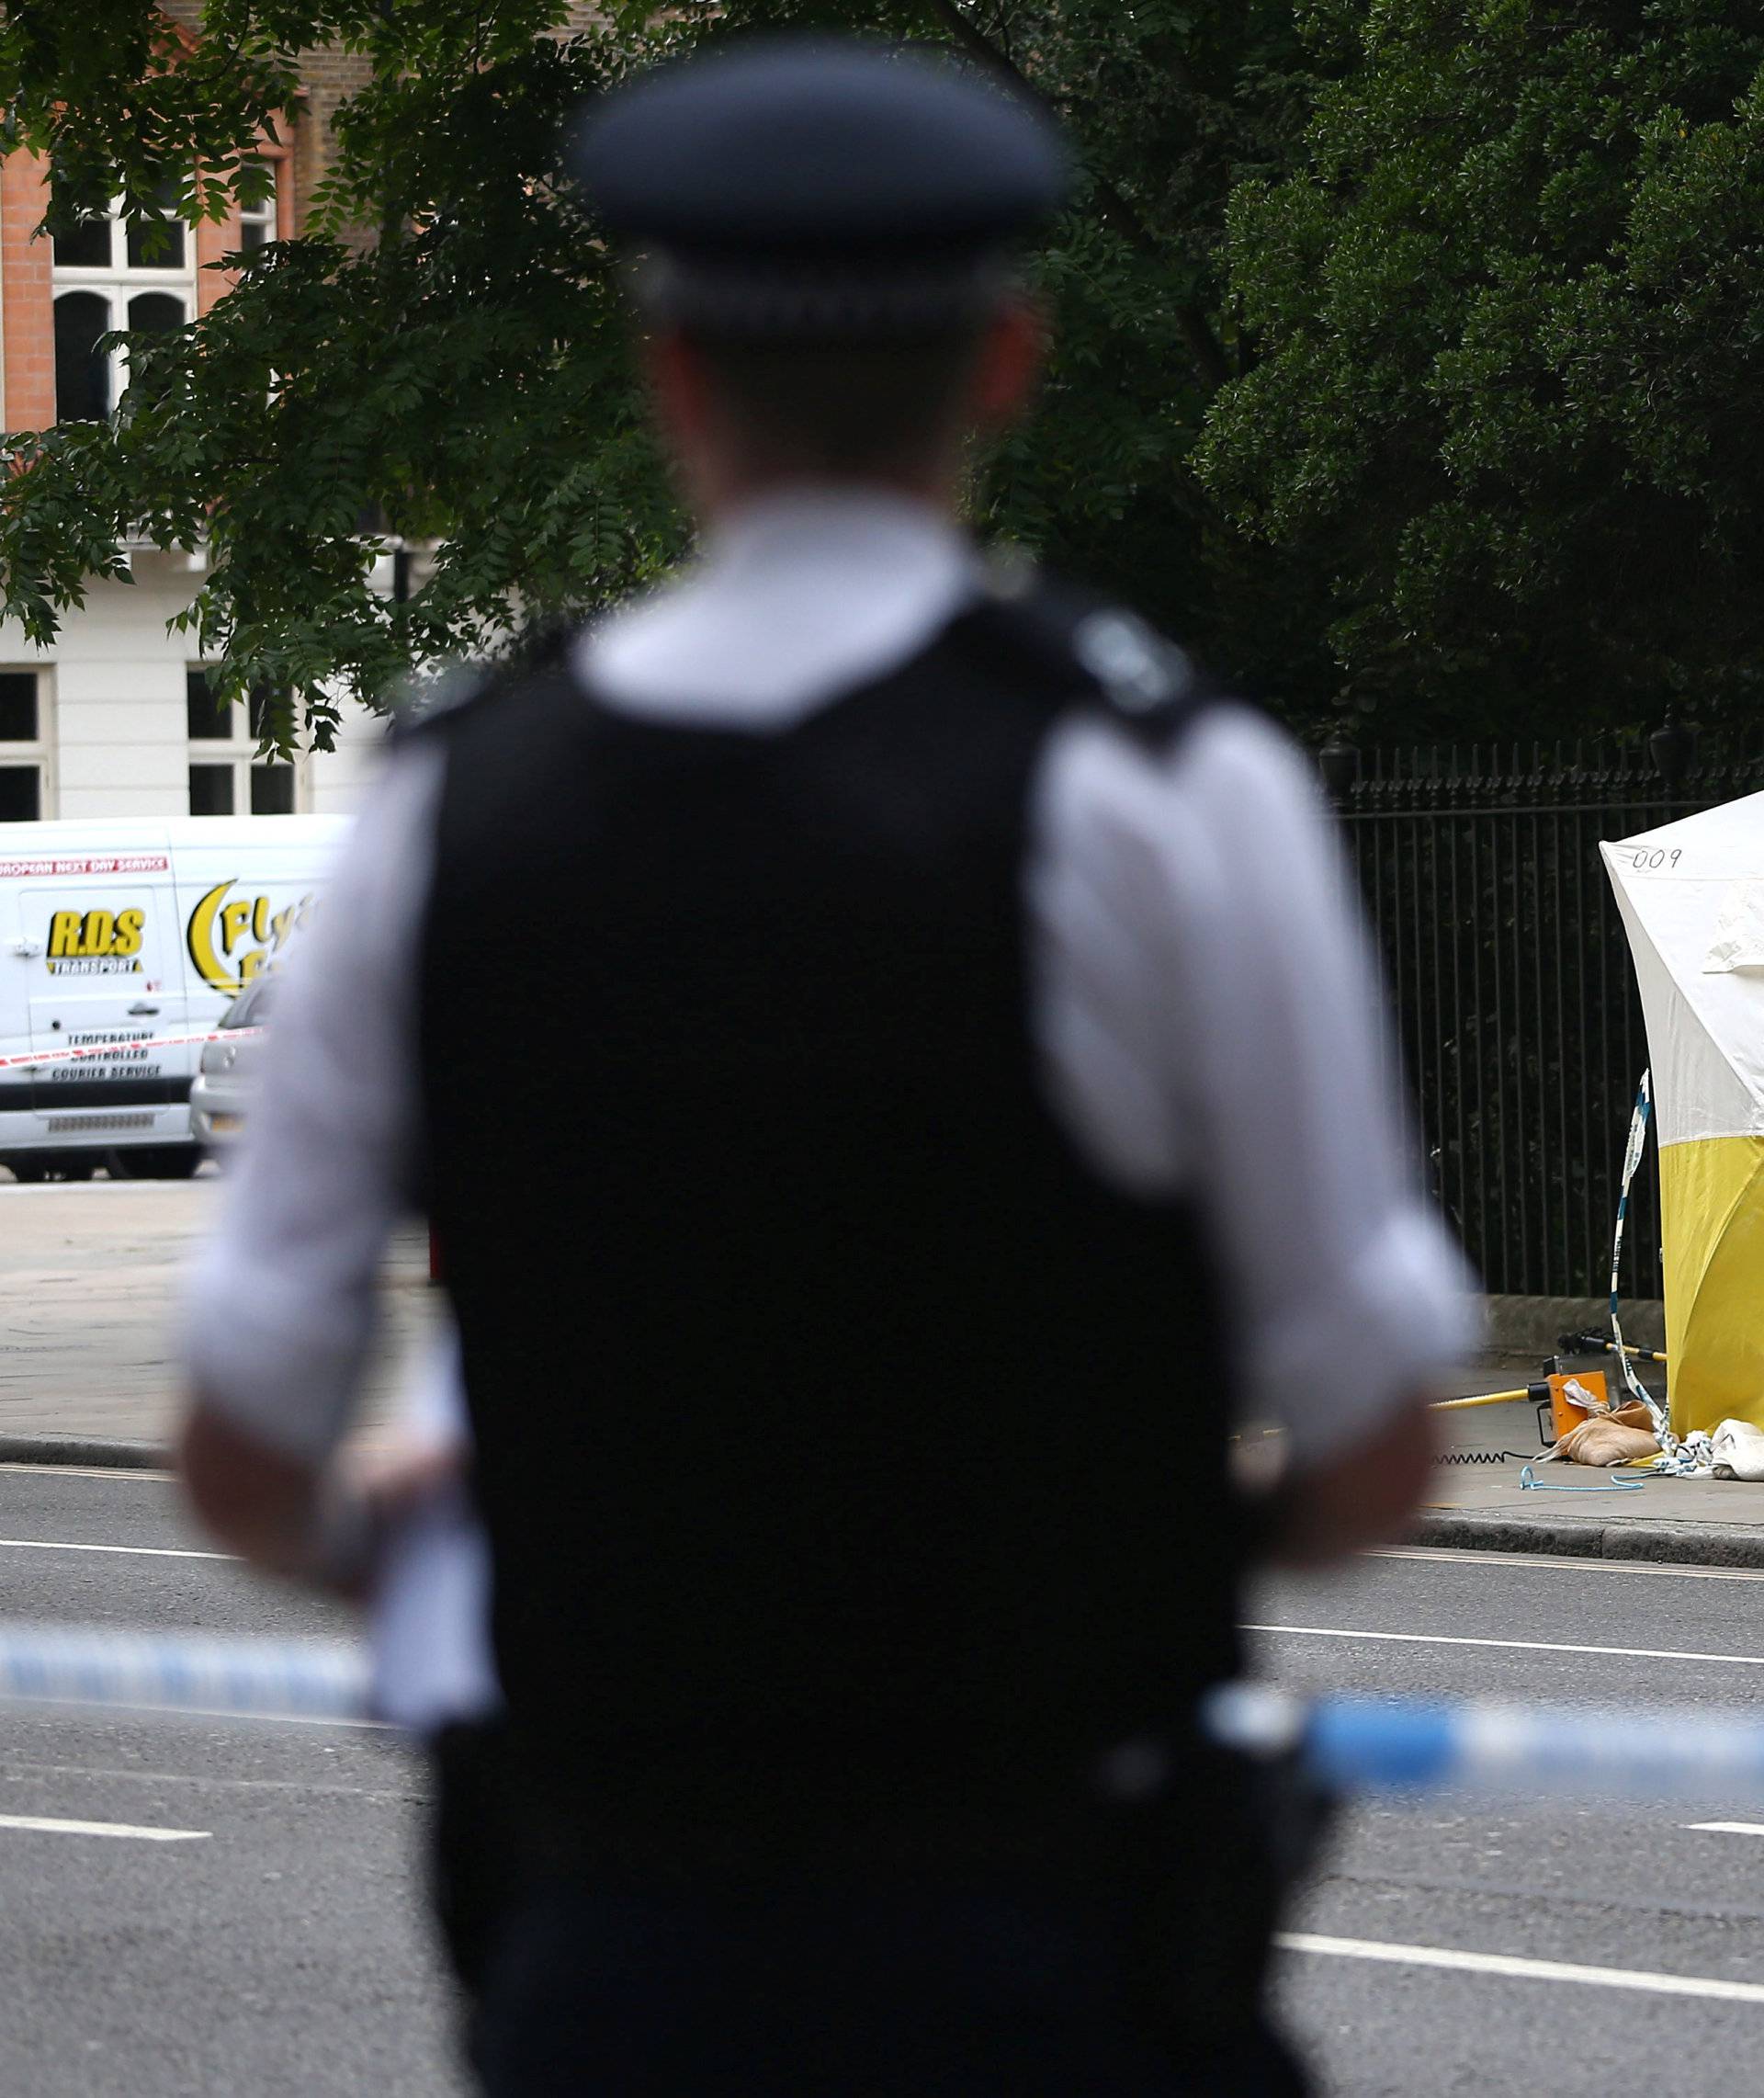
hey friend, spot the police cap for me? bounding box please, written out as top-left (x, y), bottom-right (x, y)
top-left (569, 37), bottom-right (1069, 339)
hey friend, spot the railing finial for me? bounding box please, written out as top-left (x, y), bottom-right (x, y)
top-left (1318, 731), bottom-right (1361, 800)
top-left (1649, 708), bottom-right (1696, 787)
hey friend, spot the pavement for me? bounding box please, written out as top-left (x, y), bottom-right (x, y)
top-left (0, 1175), bottom-right (438, 1452)
top-left (1, 1174), bottom-right (1761, 1571)
top-left (1420, 1361), bottom-right (1764, 1568)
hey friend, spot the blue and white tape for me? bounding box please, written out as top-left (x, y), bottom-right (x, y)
top-left (1207, 1683), bottom-right (1764, 1805)
top-left (0, 1623), bottom-right (369, 1723)
top-left (6, 1624), bottom-right (1764, 1814)
top-left (1610, 1069), bottom-right (1662, 1427)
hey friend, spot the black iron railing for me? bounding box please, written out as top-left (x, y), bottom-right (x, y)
top-left (1329, 737), bottom-right (1764, 1299)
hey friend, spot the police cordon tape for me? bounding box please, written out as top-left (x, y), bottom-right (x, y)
top-left (0, 1623), bottom-right (368, 1723)
top-left (1, 1621), bottom-right (1763, 1810)
top-left (0, 1026), bottom-right (264, 1073)
top-left (1205, 1683), bottom-right (1764, 1805)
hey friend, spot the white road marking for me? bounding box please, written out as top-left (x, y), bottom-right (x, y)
top-left (1279, 1932), bottom-right (1764, 2005)
top-left (1371, 1547), bottom-right (1764, 1584)
top-left (0, 1812), bottom-right (208, 1843)
top-left (1246, 1624), bottom-right (1764, 1667)
top-left (101, 1703), bottom-right (388, 1733)
top-left (1687, 1822), bottom-right (1764, 1837)
top-left (0, 1756), bottom-right (413, 1803)
top-left (0, 1536), bottom-right (231, 1562)
top-left (0, 1466), bottom-right (174, 1483)
top-left (0, 1179), bottom-right (212, 1195)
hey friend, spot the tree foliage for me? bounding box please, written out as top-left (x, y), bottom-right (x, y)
top-left (1196, 2), bottom-right (1764, 739)
top-left (1, 4), bottom-right (691, 735)
top-left (0, 0), bottom-right (1323, 742)
top-left (753, 1), bottom-right (1334, 699)
top-left (2, 2), bottom-right (1759, 745)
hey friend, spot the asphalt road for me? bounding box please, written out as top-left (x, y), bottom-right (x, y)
top-left (0, 1464), bottom-right (465, 2098)
top-left (1255, 1546), bottom-right (1764, 2094)
top-left (4, 1469), bottom-right (1764, 2093)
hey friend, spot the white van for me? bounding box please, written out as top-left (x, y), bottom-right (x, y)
top-left (0, 816), bottom-right (349, 1181)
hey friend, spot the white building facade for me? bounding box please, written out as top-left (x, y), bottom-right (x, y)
top-left (0, 562), bottom-right (385, 826)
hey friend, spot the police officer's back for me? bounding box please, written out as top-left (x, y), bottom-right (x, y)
top-left (182, 36), bottom-right (1468, 2096)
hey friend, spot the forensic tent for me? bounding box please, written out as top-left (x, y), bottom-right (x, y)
top-left (1603, 794), bottom-right (1764, 1435)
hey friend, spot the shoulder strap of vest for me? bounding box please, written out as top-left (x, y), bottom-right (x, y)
top-left (956, 561), bottom-right (1227, 754)
top-left (393, 588), bottom-right (1229, 754)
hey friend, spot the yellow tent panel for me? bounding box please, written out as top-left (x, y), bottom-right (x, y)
top-left (1659, 1135), bottom-right (1764, 1435)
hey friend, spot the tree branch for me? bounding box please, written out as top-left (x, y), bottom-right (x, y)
top-left (920, 0), bottom-right (1009, 74)
top-left (916, 0), bottom-right (1232, 392)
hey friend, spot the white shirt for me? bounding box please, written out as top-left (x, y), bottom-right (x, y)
top-left (367, 1330), bottom-right (497, 1732)
top-left (187, 488), bottom-right (1473, 1480)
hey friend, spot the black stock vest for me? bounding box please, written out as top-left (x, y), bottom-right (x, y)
top-left (415, 582), bottom-right (1250, 1852)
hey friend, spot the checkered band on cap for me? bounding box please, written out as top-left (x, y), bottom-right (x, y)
top-left (632, 251), bottom-right (1014, 339)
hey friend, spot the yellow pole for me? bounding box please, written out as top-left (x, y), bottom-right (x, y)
top-left (1431, 1388), bottom-right (1532, 1411)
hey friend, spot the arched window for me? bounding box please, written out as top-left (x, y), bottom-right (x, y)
top-left (52, 290), bottom-right (111, 422)
top-left (50, 176), bottom-right (196, 422)
top-left (127, 291), bottom-right (186, 336)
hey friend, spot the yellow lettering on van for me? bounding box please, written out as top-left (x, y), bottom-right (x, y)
top-left (48, 912), bottom-right (82, 958)
top-left (188, 882), bottom-right (314, 993)
top-left (82, 911), bottom-right (115, 956)
top-left (112, 909), bottom-right (143, 958)
top-left (220, 899), bottom-right (253, 956)
top-left (187, 881), bottom-right (235, 992)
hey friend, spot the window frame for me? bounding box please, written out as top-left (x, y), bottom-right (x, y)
top-left (186, 666), bottom-right (306, 817)
top-left (0, 672), bottom-right (53, 822)
top-left (236, 167), bottom-right (278, 256)
top-left (51, 188), bottom-right (197, 423)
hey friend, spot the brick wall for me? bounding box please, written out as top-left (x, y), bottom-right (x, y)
top-left (289, 47), bottom-right (374, 237)
top-left (146, 2), bottom-right (356, 236)
top-left (2, 153), bottom-right (54, 431)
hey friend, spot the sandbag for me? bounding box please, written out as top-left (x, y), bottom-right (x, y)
top-left (1547, 1415), bottom-right (1661, 1467)
top-left (1710, 1417), bottom-right (1764, 1481)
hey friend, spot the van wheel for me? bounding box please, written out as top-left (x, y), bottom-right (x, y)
top-left (6, 1156), bottom-right (93, 1183)
top-left (106, 1147), bottom-right (201, 1181)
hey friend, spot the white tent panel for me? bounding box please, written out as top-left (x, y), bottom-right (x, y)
top-left (1602, 795), bottom-right (1764, 1146)
top-left (1704, 880), bottom-right (1764, 973)
top-left (1608, 878), bottom-right (1762, 1147)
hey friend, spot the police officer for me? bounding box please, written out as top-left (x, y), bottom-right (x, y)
top-left (181, 34), bottom-right (1469, 2096)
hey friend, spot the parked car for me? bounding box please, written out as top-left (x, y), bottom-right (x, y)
top-left (189, 973), bottom-right (277, 1151)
